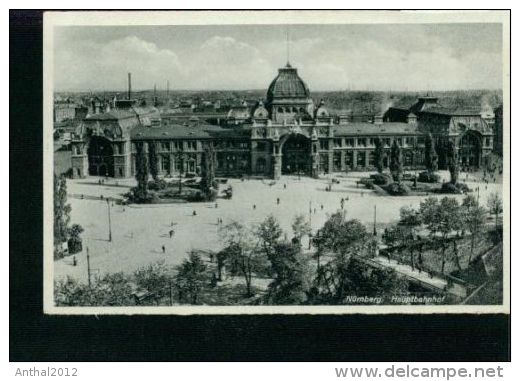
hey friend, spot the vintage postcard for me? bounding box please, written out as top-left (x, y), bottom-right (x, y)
top-left (43, 10), bottom-right (510, 314)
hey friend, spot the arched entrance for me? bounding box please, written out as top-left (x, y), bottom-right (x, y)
top-left (88, 136), bottom-right (114, 177)
top-left (281, 134), bottom-right (311, 175)
top-left (459, 131), bottom-right (482, 168)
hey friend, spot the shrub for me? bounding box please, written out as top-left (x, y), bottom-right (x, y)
top-left (440, 182), bottom-right (469, 194)
top-left (418, 171), bottom-right (440, 183)
top-left (148, 179), bottom-right (168, 191)
top-left (186, 191), bottom-right (205, 202)
top-left (127, 187), bottom-right (158, 203)
top-left (384, 182), bottom-right (411, 196)
top-left (370, 173), bottom-right (393, 186)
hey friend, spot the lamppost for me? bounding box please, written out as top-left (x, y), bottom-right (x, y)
top-left (86, 247), bottom-right (91, 288)
top-left (373, 204), bottom-right (377, 236)
top-left (106, 198), bottom-right (112, 242)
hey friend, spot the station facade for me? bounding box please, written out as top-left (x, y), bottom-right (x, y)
top-left (70, 63), bottom-right (495, 180)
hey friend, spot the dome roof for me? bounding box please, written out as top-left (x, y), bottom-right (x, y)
top-left (266, 63), bottom-right (311, 102)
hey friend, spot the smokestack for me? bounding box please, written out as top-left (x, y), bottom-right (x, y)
top-left (167, 80), bottom-right (170, 98)
top-left (128, 73), bottom-right (132, 100)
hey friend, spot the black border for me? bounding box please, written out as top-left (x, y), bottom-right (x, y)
top-left (10, 9), bottom-right (511, 362)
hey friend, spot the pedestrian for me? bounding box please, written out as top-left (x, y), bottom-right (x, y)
top-left (277, 197), bottom-right (280, 205)
top-left (284, 184), bottom-right (287, 189)
top-left (162, 245), bottom-right (165, 254)
top-left (169, 230), bottom-right (174, 238)
top-left (210, 253), bottom-right (214, 263)
top-left (321, 204), bottom-right (323, 210)
top-left (72, 256), bottom-right (77, 266)
top-left (253, 204), bottom-right (256, 210)
top-left (215, 203), bottom-right (218, 208)
top-left (171, 221), bottom-right (174, 227)
top-left (193, 210), bottom-right (197, 216)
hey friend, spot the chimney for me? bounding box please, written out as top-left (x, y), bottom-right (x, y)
top-left (407, 113), bottom-right (417, 125)
top-left (128, 73), bottom-right (132, 100)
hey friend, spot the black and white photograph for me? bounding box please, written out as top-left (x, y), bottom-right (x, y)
top-left (43, 10), bottom-right (510, 313)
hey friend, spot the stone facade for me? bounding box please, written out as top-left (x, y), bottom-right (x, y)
top-left (70, 64), bottom-right (496, 180)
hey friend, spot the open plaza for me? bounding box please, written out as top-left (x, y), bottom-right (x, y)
top-left (54, 170), bottom-right (503, 284)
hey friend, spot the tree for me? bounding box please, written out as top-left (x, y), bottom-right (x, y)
top-left (382, 207), bottom-right (422, 270)
top-left (373, 137), bottom-right (384, 173)
top-left (219, 221), bottom-right (265, 297)
top-left (54, 174), bottom-right (71, 258)
top-left (255, 215), bottom-right (283, 261)
top-left (389, 140), bottom-right (403, 182)
top-left (135, 143), bottom-right (149, 199)
top-left (422, 197), bottom-right (462, 273)
top-left (462, 195), bottom-right (486, 263)
top-left (487, 192), bottom-right (503, 230)
top-left (148, 142), bottom-right (159, 181)
top-left (54, 273), bottom-right (134, 306)
top-left (314, 211), bottom-right (368, 256)
top-left (134, 260), bottom-right (172, 303)
top-left (291, 214), bottom-right (312, 246)
top-left (446, 140), bottom-right (459, 184)
top-left (310, 256), bottom-right (407, 305)
top-left (399, 206), bottom-right (422, 269)
top-left (265, 242), bottom-right (310, 305)
top-left (175, 251), bottom-right (208, 304)
top-left (173, 151), bottom-right (187, 194)
top-left (215, 249), bottom-right (228, 281)
top-left (200, 143), bottom-right (217, 200)
top-left (424, 133), bottom-right (438, 173)
top-left (67, 224), bottom-right (84, 254)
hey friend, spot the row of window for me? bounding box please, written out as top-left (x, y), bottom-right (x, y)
top-left (331, 136), bottom-right (421, 148)
top-left (129, 140), bottom-right (251, 152)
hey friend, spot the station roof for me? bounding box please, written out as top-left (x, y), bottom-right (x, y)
top-left (130, 123), bottom-right (250, 140)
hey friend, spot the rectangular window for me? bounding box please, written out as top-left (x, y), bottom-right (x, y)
top-left (357, 151), bottom-right (365, 167)
top-left (334, 138), bottom-right (342, 148)
top-left (256, 142), bottom-right (266, 151)
top-left (417, 137), bottom-right (425, 145)
top-left (161, 142), bottom-right (170, 151)
top-left (485, 137), bottom-right (491, 147)
top-left (345, 151), bottom-right (353, 167)
top-left (345, 138), bottom-right (354, 147)
top-left (239, 141), bottom-right (249, 149)
top-left (368, 138), bottom-right (375, 146)
top-left (396, 138), bottom-right (403, 146)
top-left (333, 151), bottom-right (342, 171)
top-left (320, 140), bottom-right (329, 150)
top-left (173, 141), bottom-right (183, 151)
top-left (357, 138), bottom-right (367, 147)
top-left (369, 151), bottom-right (375, 166)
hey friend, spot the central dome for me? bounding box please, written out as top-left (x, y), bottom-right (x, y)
top-left (266, 63), bottom-right (311, 102)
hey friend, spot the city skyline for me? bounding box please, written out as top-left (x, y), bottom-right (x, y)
top-left (53, 23), bottom-right (503, 92)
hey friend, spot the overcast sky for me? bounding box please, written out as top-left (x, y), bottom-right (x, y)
top-left (53, 23), bottom-right (503, 92)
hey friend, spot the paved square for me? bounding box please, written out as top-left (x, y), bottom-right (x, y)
top-left (54, 171), bottom-right (503, 283)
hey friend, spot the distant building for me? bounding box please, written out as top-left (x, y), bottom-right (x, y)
top-left (71, 63), bottom-right (495, 179)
